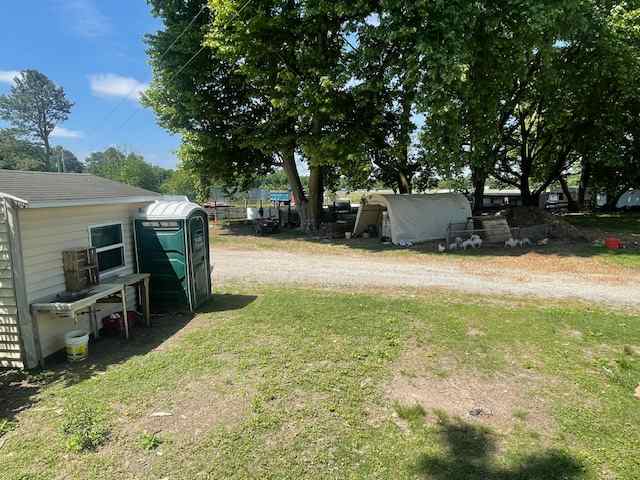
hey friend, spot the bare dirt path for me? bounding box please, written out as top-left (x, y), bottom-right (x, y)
top-left (212, 248), bottom-right (640, 308)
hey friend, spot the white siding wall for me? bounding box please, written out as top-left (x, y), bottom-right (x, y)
top-left (18, 203), bottom-right (147, 358)
top-left (0, 202), bottom-right (23, 368)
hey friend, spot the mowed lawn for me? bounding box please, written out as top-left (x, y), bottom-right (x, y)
top-left (564, 212), bottom-right (640, 237)
top-left (1, 287), bottom-right (639, 479)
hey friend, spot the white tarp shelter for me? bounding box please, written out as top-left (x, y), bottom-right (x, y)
top-left (353, 193), bottom-right (472, 244)
top-left (616, 190), bottom-right (640, 209)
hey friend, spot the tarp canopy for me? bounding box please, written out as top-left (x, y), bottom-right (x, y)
top-left (616, 190), bottom-right (640, 209)
top-left (353, 193), bottom-right (472, 244)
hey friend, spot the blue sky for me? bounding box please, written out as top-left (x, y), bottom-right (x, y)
top-left (0, 0), bottom-right (181, 169)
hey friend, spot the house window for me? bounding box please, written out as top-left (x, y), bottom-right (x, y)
top-left (89, 223), bottom-right (125, 274)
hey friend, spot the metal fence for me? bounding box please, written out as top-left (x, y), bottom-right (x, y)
top-left (207, 206), bottom-right (295, 223)
top-left (447, 217), bottom-right (550, 247)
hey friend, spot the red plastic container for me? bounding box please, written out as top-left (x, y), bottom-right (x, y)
top-left (604, 237), bottom-right (623, 250)
top-left (101, 311), bottom-right (141, 336)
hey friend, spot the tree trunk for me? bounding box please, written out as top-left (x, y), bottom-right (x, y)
top-left (307, 164), bottom-right (324, 232)
top-left (398, 171), bottom-right (412, 194)
top-left (520, 175), bottom-right (535, 206)
top-left (397, 80), bottom-right (414, 195)
top-left (300, 18), bottom-right (328, 233)
top-left (518, 113), bottom-right (538, 207)
top-left (281, 144), bottom-right (309, 228)
top-left (43, 135), bottom-right (52, 171)
top-left (471, 167), bottom-right (487, 214)
top-left (559, 176), bottom-right (579, 212)
top-left (578, 157), bottom-right (591, 210)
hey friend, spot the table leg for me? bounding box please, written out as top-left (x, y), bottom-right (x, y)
top-left (32, 313), bottom-right (44, 369)
top-left (143, 278), bottom-right (151, 327)
top-left (89, 306), bottom-right (99, 340)
top-left (121, 287), bottom-right (129, 339)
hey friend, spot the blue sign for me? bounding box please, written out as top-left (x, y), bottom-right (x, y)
top-left (270, 191), bottom-right (290, 202)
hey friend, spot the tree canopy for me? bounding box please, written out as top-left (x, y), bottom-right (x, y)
top-left (86, 147), bottom-right (173, 192)
top-left (0, 70), bottom-right (73, 164)
top-left (144, 0), bottom-right (640, 216)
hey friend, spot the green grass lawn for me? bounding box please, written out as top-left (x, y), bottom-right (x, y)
top-left (588, 246), bottom-right (640, 269)
top-left (564, 212), bottom-right (640, 236)
top-left (2, 287), bottom-right (639, 479)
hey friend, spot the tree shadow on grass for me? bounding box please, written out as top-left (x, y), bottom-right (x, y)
top-left (414, 416), bottom-right (586, 480)
top-left (199, 293), bottom-right (257, 312)
top-left (0, 292), bottom-right (257, 436)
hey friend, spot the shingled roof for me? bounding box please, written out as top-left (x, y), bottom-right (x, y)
top-left (0, 170), bottom-right (161, 208)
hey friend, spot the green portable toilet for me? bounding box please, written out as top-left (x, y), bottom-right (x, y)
top-left (134, 200), bottom-right (212, 311)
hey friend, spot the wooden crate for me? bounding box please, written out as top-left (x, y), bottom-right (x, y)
top-left (62, 247), bottom-right (99, 292)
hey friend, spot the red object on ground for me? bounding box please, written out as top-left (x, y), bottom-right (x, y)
top-left (605, 237), bottom-right (623, 249)
top-left (127, 310), bottom-right (141, 327)
top-left (101, 311), bottom-right (141, 336)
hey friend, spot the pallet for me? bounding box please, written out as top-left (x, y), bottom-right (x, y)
top-left (62, 247), bottom-right (100, 292)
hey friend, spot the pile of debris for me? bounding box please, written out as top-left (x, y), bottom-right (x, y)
top-left (498, 207), bottom-right (590, 242)
top-left (318, 221), bottom-right (353, 239)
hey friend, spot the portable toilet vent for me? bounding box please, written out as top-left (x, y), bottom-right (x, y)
top-left (134, 199), bottom-right (212, 311)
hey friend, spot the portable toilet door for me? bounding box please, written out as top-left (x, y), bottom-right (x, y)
top-left (187, 211), bottom-right (211, 308)
top-left (135, 200), bottom-right (212, 311)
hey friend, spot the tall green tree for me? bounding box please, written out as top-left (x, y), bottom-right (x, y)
top-left (160, 166), bottom-right (206, 201)
top-left (145, 0), bottom-right (371, 230)
top-left (144, 1), bottom-right (274, 206)
top-left (86, 147), bottom-right (171, 192)
top-left (348, 3), bottom-right (434, 194)
top-left (0, 128), bottom-right (47, 170)
top-left (576, 3), bottom-right (640, 208)
top-left (0, 70), bottom-right (73, 167)
top-left (419, 0), bottom-right (522, 210)
top-left (419, 0), bottom-right (639, 210)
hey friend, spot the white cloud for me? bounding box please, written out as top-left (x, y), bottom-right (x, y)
top-left (51, 126), bottom-right (83, 139)
top-left (59, 0), bottom-right (111, 38)
top-left (88, 73), bottom-right (148, 102)
top-left (0, 70), bottom-right (20, 85)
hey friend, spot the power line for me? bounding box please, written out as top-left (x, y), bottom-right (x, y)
top-left (113, 0), bottom-right (255, 140)
top-left (87, 4), bottom-right (209, 152)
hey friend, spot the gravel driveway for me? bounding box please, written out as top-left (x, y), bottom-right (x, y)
top-left (213, 248), bottom-right (640, 308)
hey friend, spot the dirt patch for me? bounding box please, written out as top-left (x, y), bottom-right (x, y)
top-left (100, 377), bottom-right (253, 479)
top-left (118, 378), bottom-right (251, 446)
top-left (385, 344), bottom-right (553, 437)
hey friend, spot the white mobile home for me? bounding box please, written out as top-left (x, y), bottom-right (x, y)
top-left (0, 170), bottom-right (160, 369)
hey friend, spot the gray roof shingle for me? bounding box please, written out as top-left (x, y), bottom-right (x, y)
top-left (0, 170), bottom-right (161, 207)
